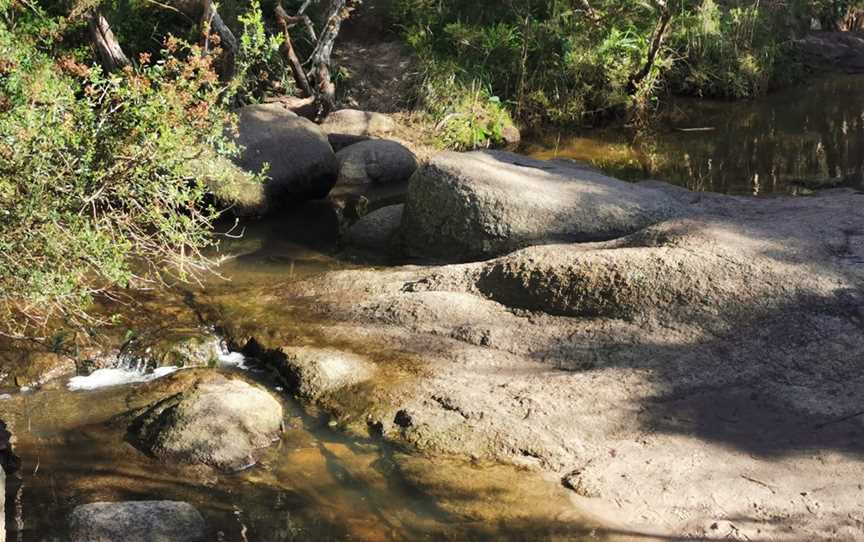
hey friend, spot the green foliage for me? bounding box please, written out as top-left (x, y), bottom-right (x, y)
top-left (668, 0), bottom-right (801, 99)
top-left (232, 0), bottom-right (296, 104)
top-left (427, 80), bottom-right (514, 151)
top-left (391, 0), bottom-right (662, 126)
top-left (0, 6), bottom-right (236, 336)
top-left (390, 0), bottom-right (813, 127)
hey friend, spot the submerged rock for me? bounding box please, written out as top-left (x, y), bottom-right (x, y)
top-left (335, 140), bottom-right (418, 186)
top-left (130, 372), bottom-right (283, 472)
top-left (0, 350), bottom-right (76, 390)
top-left (234, 103), bottom-right (338, 205)
top-left (401, 150), bottom-right (682, 261)
top-left (67, 501), bottom-right (206, 542)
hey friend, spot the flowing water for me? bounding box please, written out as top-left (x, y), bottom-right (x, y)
top-left (523, 74), bottom-right (864, 196)
top-left (0, 210), bottom-right (610, 542)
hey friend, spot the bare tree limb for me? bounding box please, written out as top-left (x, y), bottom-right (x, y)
top-left (276, 4), bottom-right (315, 98)
top-left (308, 0), bottom-right (351, 117)
top-left (628, 0), bottom-right (671, 95)
top-left (88, 10), bottom-right (130, 72)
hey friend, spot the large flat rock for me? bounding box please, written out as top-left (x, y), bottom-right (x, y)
top-left (401, 151), bottom-right (682, 261)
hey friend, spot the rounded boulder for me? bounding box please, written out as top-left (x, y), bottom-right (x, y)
top-left (130, 372), bottom-right (283, 472)
top-left (336, 140), bottom-right (418, 186)
top-left (234, 103), bottom-right (338, 204)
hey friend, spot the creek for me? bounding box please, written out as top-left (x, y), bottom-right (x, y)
top-left (523, 74), bottom-right (864, 196)
top-left (0, 211), bottom-right (599, 542)
top-left (6, 74), bottom-right (862, 541)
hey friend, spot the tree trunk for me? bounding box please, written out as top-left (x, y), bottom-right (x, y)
top-left (628, 0), bottom-right (671, 95)
top-left (308, 0), bottom-right (349, 118)
top-left (88, 11), bottom-right (130, 73)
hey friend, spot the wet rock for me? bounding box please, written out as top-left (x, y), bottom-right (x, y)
top-left (67, 501), bottom-right (206, 542)
top-left (277, 346), bottom-right (375, 400)
top-left (561, 468), bottom-right (600, 498)
top-left (344, 204), bottom-right (404, 253)
top-left (320, 109), bottom-right (396, 138)
top-left (336, 140), bottom-right (418, 187)
top-left (401, 151), bottom-right (682, 261)
top-left (0, 350), bottom-right (76, 390)
top-left (0, 420), bottom-right (17, 473)
top-left (207, 184), bottom-right (864, 541)
top-left (234, 103), bottom-right (338, 205)
top-left (130, 372), bottom-right (283, 472)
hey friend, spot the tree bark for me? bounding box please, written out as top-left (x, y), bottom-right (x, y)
top-left (88, 11), bottom-right (130, 73)
top-left (308, 0), bottom-right (349, 118)
top-left (275, 4), bottom-right (315, 99)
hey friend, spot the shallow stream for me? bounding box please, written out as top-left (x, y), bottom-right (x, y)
top-left (1, 213), bottom-right (605, 542)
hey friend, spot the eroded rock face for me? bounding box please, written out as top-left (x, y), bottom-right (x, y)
top-left (401, 150), bottom-right (682, 261)
top-left (234, 103), bottom-right (338, 205)
top-left (336, 140), bottom-right (418, 186)
top-left (130, 372), bottom-right (283, 472)
top-left (68, 501), bottom-right (206, 542)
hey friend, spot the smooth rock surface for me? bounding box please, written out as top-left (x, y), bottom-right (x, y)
top-left (130, 372), bottom-right (283, 472)
top-left (67, 501), bottom-right (206, 542)
top-left (320, 109), bottom-right (395, 137)
top-left (234, 103), bottom-right (338, 204)
top-left (344, 204), bottom-right (404, 253)
top-left (401, 150), bottom-right (682, 261)
top-left (336, 140), bottom-right (418, 186)
top-left (213, 185), bottom-right (864, 542)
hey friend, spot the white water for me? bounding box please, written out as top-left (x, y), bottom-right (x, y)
top-left (217, 351), bottom-right (247, 369)
top-left (67, 366), bottom-right (180, 391)
top-left (67, 340), bottom-right (249, 391)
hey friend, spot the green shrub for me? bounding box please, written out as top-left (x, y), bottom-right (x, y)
top-left (668, 0), bottom-right (801, 99)
top-left (429, 82), bottom-right (514, 150)
top-left (232, 0), bottom-right (296, 104)
top-left (0, 6), bottom-right (236, 336)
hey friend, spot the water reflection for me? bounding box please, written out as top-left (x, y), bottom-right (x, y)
top-left (524, 74), bottom-right (864, 196)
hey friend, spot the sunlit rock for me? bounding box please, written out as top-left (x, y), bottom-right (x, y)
top-left (130, 373), bottom-right (283, 472)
